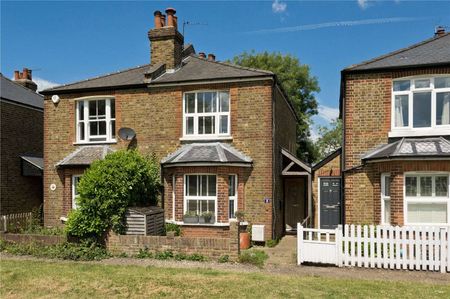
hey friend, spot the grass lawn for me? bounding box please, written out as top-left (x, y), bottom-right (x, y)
top-left (1, 259), bottom-right (449, 298)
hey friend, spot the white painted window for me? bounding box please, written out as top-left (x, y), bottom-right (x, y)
top-left (76, 97), bottom-right (116, 143)
top-left (228, 175), bottom-right (238, 219)
top-left (183, 91), bottom-right (230, 138)
top-left (184, 174), bottom-right (217, 220)
top-left (391, 76), bottom-right (450, 137)
top-left (404, 173), bottom-right (450, 225)
top-left (381, 173), bottom-right (391, 225)
top-left (72, 175), bottom-right (82, 209)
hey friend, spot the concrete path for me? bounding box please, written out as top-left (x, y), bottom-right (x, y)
top-left (263, 235), bottom-right (297, 266)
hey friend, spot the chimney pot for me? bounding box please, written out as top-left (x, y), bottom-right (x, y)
top-left (154, 11), bottom-right (162, 29)
top-left (199, 52), bottom-right (206, 59)
top-left (22, 68), bottom-right (30, 80)
top-left (207, 53), bottom-right (216, 62)
top-left (435, 26), bottom-right (446, 37)
top-left (14, 70), bottom-right (20, 80)
top-left (166, 7), bottom-right (176, 27)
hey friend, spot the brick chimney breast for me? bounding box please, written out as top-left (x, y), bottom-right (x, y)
top-left (148, 8), bottom-right (184, 69)
top-left (13, 68), bottom-right (38, 92)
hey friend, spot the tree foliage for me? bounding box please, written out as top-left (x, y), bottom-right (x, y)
top-left (315, 119), bottom-right (342, 161)
top-left (65, 150), bottom-right (161, 239)
top-left (230, 51), bottom-right (320, 163)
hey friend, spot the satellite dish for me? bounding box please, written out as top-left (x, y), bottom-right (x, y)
top-left (51, 95), bottom-right (60, 104)
top-left (118, 127), bottom-right (136, 141)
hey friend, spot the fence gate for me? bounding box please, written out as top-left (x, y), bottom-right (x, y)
top-left (297, 224), bottom-right (450, 273)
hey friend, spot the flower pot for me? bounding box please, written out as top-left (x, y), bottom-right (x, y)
top-left (199, 216), bottom-right (215, 224)
top-left (240, 232), bottom-right (251, 249)
top-left (183, 215), bottom-right (199, 224)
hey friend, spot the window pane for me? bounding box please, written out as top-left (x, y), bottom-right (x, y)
top-left (229, 175), bottom-right (236, 197)
top-left (384, 200), bottom-right (391, 224)
top-left (197, 93), bottom-right (204, 113)
top-left (435, 77), bottom-right (450, 88)
top-left (200, 175), bottom-right (207, 196)
top-left (89, 101), bottom-right (97, 117)
top-left (420, 176), bottom-right (432, 196)
top-left (413, 92), bottom-right (431, 128)
top-left (436, 92), bottom-right (450, 125)
top-left (436, 176), bottom-right (449, 197)
top-left (383, 176), bottom-right (390, 197)
top-left (208, 175), bottom-right (216, 196)
top-left (110, 100), bottom-right (115, 118)
top-left (73, 176), bottom-right (81, 197)
top-left (198, 117), bottom-right (204, 134)
top-left (111, 120), bottom-right (116, 139)
top-left (186, 117), bottom-right (194, 135)
top-left (408, 203), bottom-right (447, 224)
top-left (393, 80), bottom-right (410, 91)
top-left (219, 92), bottom-right (229, 112)
top-left (78, 101), bottom-right (84, 120)
top-left (90, 122), bottom-right (98, 136)
top-left (219, 115), bottom-right (228, 134)
top-left (394, 95), bottom-right (409, 127)
top-left (207, 200), bottom-right (215, 214)
top-left (188, 200), bottom-right (197, 214)
top-left (203, 92), bottom-right (216, 113)
top-left (405, 177), bottom-right (417, 196)
top-left (99, 121), bottom-right (106, 135)
top-left (187, 176), bottom-right (197, 196)
top-left (201, 116), bottom-right (215, 134)
top-left (79, 123), bottom-right (85, 140)
top-left (229, 199), bottom-right (235, 219)
top-left (185, 93), bottom-right (195, 113)
top-left (415, 79), bottom-right (430, 89)
top-left (97, 100), bottom-right (105, 116)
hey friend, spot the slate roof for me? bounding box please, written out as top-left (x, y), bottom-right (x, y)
top-left (20, 155), bottom-right (44, 170)
top-left (41, 55), bottom-right (273, 94)
top-left (345, 33), bottom-right (450, 71)
top-left (362, 137), bottom-right (450, 161)
top-left (161, 142), bottom-right (252, 166)
top-left (0, 74), bottom-right (43, 109)
top-left (56, 146), bottom-right (114, 167)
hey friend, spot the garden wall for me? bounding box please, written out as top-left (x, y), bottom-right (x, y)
top-left (0, 232), bottom-right (66, 245)
top-left (106, 221), bottom-right (240, 260)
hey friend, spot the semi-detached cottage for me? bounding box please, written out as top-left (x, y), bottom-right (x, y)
top-left (41, 8), bottom-right (310, 240)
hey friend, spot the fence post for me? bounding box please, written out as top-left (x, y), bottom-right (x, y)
top-left (440, 227), bottom-right (447, 273)
top-left (2, 216), bottom-right (6, 233)
top-left (336, 225), bottom-right (343, 267)
top-left (297, 223), bottom-right (303, 265)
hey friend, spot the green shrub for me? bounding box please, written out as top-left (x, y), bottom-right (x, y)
top-left (265, 239), bottom-right (279, 248)
top-left (65, 150), bottom-right (161, 240)
top-left (154, 250), bottom-right (174, 260)
top-left (165, 223), bottom-right (181, 236)
top-left (238, 249), bottom-right (268, 268)
top-left (218, 255), bottom-right (230, 263)
top-left (136, 248), bottom-right (153, 259)
top-left (187, 253), bottom-right (205, 262)
top-left (19, 226), bottom-right (64, 236)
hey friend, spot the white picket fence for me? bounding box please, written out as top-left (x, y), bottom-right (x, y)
top-left (0, 212), bottom-right (33, 232)
top-left (297, 224), bottom-right (450, 273)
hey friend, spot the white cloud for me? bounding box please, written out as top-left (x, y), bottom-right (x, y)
top-left (317, 105), bottom-right (339, 123)
top-left (357, 0), bottom-right (369, 9)
top-left (310, 127), bottom-right (320, 141)
top-left (33, 77), bottom-right (60, 92)
top-left (246, 16), bottom-right (426, 34)
top-left (272, 0), bottom-right (287, 13)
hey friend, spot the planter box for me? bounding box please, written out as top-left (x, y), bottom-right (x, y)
top-left (183, 216), bottom-right (199, 224)
top-left (199, 216), bottom-right (215, 224)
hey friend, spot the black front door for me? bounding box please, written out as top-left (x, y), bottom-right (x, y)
top-left (320, 178), bottom-right (341, 229)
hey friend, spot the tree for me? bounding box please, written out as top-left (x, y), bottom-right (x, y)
top-left (230, 51), bottom-right (320, 163)
top-left (315, 119), bottom-right (342, 161)
top-left (65, 150), bottom-right (161, 240)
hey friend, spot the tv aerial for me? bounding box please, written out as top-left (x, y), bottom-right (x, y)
top-left (182, 20), bottom-right (208, 37)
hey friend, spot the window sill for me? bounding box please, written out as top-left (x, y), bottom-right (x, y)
top-left (388, 128), bottom-right (450, 138)
top-left (179, 136), bottom-right (233, 142)
top-left (73, 140), bottom-right (117, 146)
top-left (166, 220), bottom-right (248, 227)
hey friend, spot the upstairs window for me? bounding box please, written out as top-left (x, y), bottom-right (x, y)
top-left (392, 77), bottom-right (450, 132)
top-left (183, 91), bottom-right (230, 138)
top-left (76, 98), bottom-right (115, 143)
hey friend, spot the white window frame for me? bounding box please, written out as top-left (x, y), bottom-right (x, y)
top-left (75, 96), bottom-right (116, 144)
top-left (403, 172), bottom-right (450, 226)
top-left (228, 174), bottom-right (238, 220)
top-left (381, 173), bottom-right (391, 225)
top-left (183, 174), bottom-right (218, 223)
top-left (182, 91), bottom-right (231, 140)
top-left (72, 175), bottom-right (82, 210)
top-left (390, 76), bottom-right (450, 137)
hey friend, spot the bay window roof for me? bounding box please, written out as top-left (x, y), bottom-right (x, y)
top-left (56, 145), bottom-right (114, 167)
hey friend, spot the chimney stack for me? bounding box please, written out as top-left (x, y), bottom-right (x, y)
top-left (198, 52), bottom-right (206, 59)
top-left (148, 7), bottom-right (184, 69)
top-left (207, 53), bottom-right (216, 62)
top-left (435, 26), bottom-right (446, 37)
top-left (13, 68), bottom-right (38, 92)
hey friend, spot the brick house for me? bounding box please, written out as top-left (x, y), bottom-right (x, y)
top-left (341, 28), bottom-right (450, 227)
top-left (40, 8), bottom-right (309, 240)
top-left (1, 71), bottom-right (44, 215)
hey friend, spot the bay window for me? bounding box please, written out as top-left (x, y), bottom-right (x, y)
top-left (76, 97), bottom-right (115, 143)
top-left (391, 76), bottom-right (450, 136)
top-left (184, 175), bottom-right (217, 223)
top-left (381, 174), bottom-right (390, 225)
top-left (72, 175), bottom-right (82, 209)
top-left (404, 173), bottom-right (450, 225)
top-left (183, 91), bottom-right (230, 138)
top-left (229, 175), bottom-right (238, 219)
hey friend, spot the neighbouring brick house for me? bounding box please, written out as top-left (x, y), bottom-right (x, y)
top-left (341, 28), bottom-right (450, 227)
top-left (40, 8), bottom-right (308, 240)
top-left (1, 71), bottom-right (44, 215)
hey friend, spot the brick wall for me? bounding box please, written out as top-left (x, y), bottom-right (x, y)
top-left (148, 26), bottom-right (183, 69)
top-left (312, 153), bottom-right (341, 228)
top-left (342, 67), bottom-right (450, 225)
top-left (1, 101), bottom-right (43, 215)
top-left (0, 232), bottom-right (66, 245)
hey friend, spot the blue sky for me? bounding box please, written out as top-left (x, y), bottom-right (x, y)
top-left (2, 1), bottom-right (450, 137)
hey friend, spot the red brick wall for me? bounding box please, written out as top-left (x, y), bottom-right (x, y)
top-left (1, 101), bottom-right (43, 215)
top-left (342, 67), bottom-right (450, 225)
